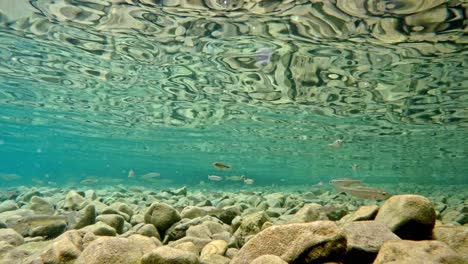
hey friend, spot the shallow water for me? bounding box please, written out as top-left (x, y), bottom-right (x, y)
top-left (0, 0), bottom-right (467, 189)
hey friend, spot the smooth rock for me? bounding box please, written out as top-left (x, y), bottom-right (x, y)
top-left (181, 206), bottom-right (207, 219)
top-left (231, 221), bottom-right (347, 264)
top-left (373, 240), bottom-right (464, 264)
top-left (140, 245), bottom-right (199, 264)
top-left (110, 202), bottom-right (134, 217)
top-left (433, 225), bottom-right (468, 261)
top-left (75, 235), bottom-right (160, 264)
top-left (39, 230), bottom-right (86, 264)
top-left (28, 196), bottom-right (55, 215)
top-left (343, 221), bottom-right (401, 263)
top-left (200, 254), bottom-right (230, 264)
top-left (81, 221), bottom-right (116, 236)
top-left (63, 191), bottom-right (88, 211)
top-left (136, 223), bottom-right (161, 240)
top-left (0, 228), bottom-right (24, 246)
top-left (95, 214), bottom-right (124, 234)
top-left (200, 240), bottom-right (227, 260)
top-left (173, 241), bottom-right (199, 256)
top-left (289, 203), bottom-right (323, 223)
top-left (144, 202), bottom-right (181, 235)
top-left (347, 205), bottom-right (379, 222)
top-left (73, 204), bottom-right (96, 229)
top-left (375, 194), bottom-right (436, 240)
top-left (251, 254), bottom-right (288, 264)
top-left (0, 200), bottom-right (18, 213)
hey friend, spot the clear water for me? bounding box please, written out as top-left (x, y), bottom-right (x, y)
top-left (0, 0), bottom-right (467, 190)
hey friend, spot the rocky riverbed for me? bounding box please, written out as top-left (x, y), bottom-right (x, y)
top-left (0, 184), bottom-right (466, 263)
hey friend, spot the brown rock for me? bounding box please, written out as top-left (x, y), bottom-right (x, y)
top-left (0, 228), bottom-right (24, 246)
top-left (140, 245), bottom-right (199, 264)
top-left (231, 221), bottom-right (346, 264)
top-left (347, 205), bottom-right (379, 222)
top-left (433, 225), bottom-right (468, 262)
top-left (375, 194), bottom-right (436, 240)
top-left (373, 240), bottom-right (464, 264)
top-left (251, 254), bottom-right (288, 264)
top-left (75, 235), bottom-right (160, 264)
top-left (40, 230), bottom-right (86, 264)
top-left (200, 240), bottom-right (227, 260)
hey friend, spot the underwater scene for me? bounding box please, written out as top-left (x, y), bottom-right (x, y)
top-left (0, 0), bottom-right (467, 263)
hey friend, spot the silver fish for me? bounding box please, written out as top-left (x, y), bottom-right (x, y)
top-left (339, 186), bottom-right (391, 200)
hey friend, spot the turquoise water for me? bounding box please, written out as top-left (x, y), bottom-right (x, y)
top-left (0, 1), bottom-right (467, 189)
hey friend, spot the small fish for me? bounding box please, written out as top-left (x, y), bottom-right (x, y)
top-left (312, 181), bottom-right (324, 188)
top-left (352, 164), bottom-right (359, 171)
top-left (0, 173), bottom-right (22, 181)
top-left (212, 162), bottom-right (231, 170)
top-left (339, 186), bottom-right (391, 200)
top-left (128, 169), bottom-right (135, 178)
top-left (243, 178), bottom-right (254, 185)
top-left (328, 139), bottom-right (343, 148)
top-left (141, 172), bottom-right (160, 180)
top-left (31, 178), bottom-right (44, 185)
top-left (208, 175), bottom-right (223, 181)
top-left (329, 178), bottom-right (362, 188)
top-left (225, 175), bottom-right (245, 181)
top-left (80, 179), bottom-right (98, 185)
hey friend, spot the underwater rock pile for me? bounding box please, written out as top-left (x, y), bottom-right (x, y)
top-left (0, 185), bottom-right (466, 263)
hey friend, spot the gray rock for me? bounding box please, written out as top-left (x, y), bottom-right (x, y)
top-left (289, 203), bottom-right (323, 223)
top-left (110, 202), bottom-right (134, 217)
top-left (231, 221), bottom-right (347, 264)
top-left (0, 228), bottom-right (24, 246)
top-left (169, 236), bottom-right (212, 254)
top-left (75, 235), bottom-right (160, 264)
top-left (73, 204), bottom-right (96, 229)
top-left (346, 205), bottom-right (379, 222)
top-left (63, 191), bottom-right (88, 211)
top-left (141, 246), bottom-right (199, 264)
top-left (375, 194), bottom-right (436, 240)
top-left (251, 254), bottom-right (288, 264)
top-left (30, 220), bottom-right (67, 238)
top-left (225, 247), bottom-right (239, 259)
top-left (181, 206), bottom-right (207, 219)
top-left (218, 205), bottom-right (240, 225)
top-left (81, 221), bottom-right (116, 236)
top-left (343, 221), bottom-right (401, 263)
top-left (144, 202), bottom-right (181, 235)
top-left (433, 225), bottom-right (468, 262)
top-left (0, 200), bottom-right (18, 213)
top-left (233, 211), bottom-right (269, 246)
top-left (132, 223), bottom-right (161, 240)
top-left (373, 240), bottom-right (464, 264)
top-left (28, 196), bottom-right (55, 215)
top-left (96, 214), bottom-right (124, 234)
top-left (84, 190), bottom-right (97, 201)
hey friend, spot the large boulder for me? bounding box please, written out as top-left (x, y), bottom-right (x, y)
top-left (375, 194), bottom-right (436, 240)
top-left (74, 235), bottom-right (161, 264)
top-left (342, 221), bottom-right (400, 263)
top-left (231, 221), bottom-right (347, 264)
top-left (144, 202), bottom-right (181, 235)
top-left (373, 240), bottom-right (464, 264)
